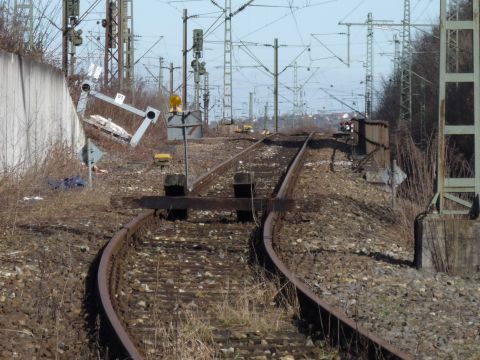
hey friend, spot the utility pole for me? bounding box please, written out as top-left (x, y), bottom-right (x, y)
top-left (214, 0), bottom-right (254, 124)
top-left (293, 62), bottom-right (299, 116)
top-left (420, 78), bottom-right (426, 149)
top-left (104, 0), bottom-right (118, 87)
top-left (122, 0), bottom-right (134, 91)
top-left (159, 57), bottom-right (164, 94)
top-left (399, 0), bottom-right (412, 126)
top-left (181, 8), bottom-right (189, 184)
top-left (365, 12), bottom-right (374, 119)
top-left (62, 0), bottom-right (81, 78)
top-left (62, 0), bottom-right (68, 77)
top-left (339, 10), bottom-right (433, 122)
top-left (192, 29), bottom-right (205, 111)
top-left (204, 72), bottom-right (210, 132)
top-left (182, 8), bottom-right (188, 107)
top-left (274, 38), bottom-right (279, 133)
top-left (300, 88), bottom-right (305, 116)
top-left (264, 102), bottom-right (268, 131)
top-left (117, 1), bottom-right (124, 88)
top-left (14, 0), bottom-right (33, 49)
top-left (169, 62), bottom-right (174, 96)
top-left (223, 0), bottom-right (233, 124)
top-left (249, 92), bottom-right (254, 122)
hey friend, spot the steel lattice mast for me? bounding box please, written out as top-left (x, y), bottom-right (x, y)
top-left (447, 0), bottom-right (460, 74)
top-left (399, 0), bottom-right (411, 126)
top-left (435, 0), bottom-right (480, 214)
top-left (223, 0), bottom-right (233, 124)
top-left (293, 62), bottom-right (300, 116)
top-left (104, 1), bottom-right (118, 86)
top-left (104, 0), bottom-right (134, 90)
top-left (365, 12), bottom-right (374, 119)
top-left (393, 34), bottom-right (401, 82)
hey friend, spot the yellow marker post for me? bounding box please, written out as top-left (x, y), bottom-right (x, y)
top-left (168, 94), bottom-right (189, 186)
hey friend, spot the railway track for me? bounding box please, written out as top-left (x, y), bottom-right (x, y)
top-left (97, 134), bottom-right (411, 359)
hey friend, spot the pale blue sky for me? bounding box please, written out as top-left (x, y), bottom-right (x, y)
top-left (75, 0), bottom-right (439, 120)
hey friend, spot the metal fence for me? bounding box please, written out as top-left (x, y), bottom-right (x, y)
top-left (353, 118), bottom-right (390, 168)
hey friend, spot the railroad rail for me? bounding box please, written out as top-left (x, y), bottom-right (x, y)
top-left (97, 133), bottom-right (412, 359)
top-left (262, 135), bottom-right (413, 360)
top-left (97, 135), bottom-right (269, 359)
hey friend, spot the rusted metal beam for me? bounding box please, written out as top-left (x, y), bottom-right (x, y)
top-left (116, 196), bottom-right (294, 212)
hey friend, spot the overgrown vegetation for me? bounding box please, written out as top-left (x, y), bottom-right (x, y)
top-left (0, 1), bottom-right (61, 63)
top-left (376, 0), bottom-right (474, 148)
top-left (375, 0), bottom-right (475, 217)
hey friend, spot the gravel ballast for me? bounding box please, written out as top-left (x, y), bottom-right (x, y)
top-left (276, 136), bottom-right (480, 359)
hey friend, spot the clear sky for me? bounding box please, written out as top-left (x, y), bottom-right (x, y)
top-left (75, 0), bottom-right (439, 120)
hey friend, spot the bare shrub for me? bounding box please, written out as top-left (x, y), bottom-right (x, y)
top-left (0, 1), bottom-right (60, 64)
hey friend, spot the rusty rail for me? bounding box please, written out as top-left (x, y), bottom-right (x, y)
top-left (97, 135), bottom-right (270, 359)
top-left (262, 133), bottom-right (414, 360)
top-left (98, 133), bottom-right (410, 359)
top-left (189, 135), bottom-right (271, 195)
top-left (97, 211), bottom-right (153, 359)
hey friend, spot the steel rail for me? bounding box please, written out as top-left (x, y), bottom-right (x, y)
top-left (188, 135), bottom-right (272, 195)
top-left (97, 135), bottom-right (272, 359)
top-left (262, 133), bottom-right (414, 360)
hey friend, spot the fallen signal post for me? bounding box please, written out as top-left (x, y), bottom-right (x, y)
top-left (77, 80), bottom-right (161, 147)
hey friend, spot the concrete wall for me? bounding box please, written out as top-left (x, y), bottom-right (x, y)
top-left (415, 214), bottom-right (480, 275)
top-left (0, 50), bottom-right (84, 174)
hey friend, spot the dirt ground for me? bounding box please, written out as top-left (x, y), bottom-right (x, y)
top-left (3, 132), bottom-right (478, 359)
top-left (0, 135), bottom-right (258, 359)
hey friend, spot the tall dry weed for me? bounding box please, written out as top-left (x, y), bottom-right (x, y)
top-left (394, 134), bottom-right (473, 243)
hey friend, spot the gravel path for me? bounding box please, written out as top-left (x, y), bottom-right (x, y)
top-left (276, 136), bottom-right (480, 359)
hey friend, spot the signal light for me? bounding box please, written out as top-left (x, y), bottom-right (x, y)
top-left (169, 95), bottom-right (182, 113)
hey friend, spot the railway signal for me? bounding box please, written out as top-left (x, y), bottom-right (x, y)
top-left (70, 29), bottom-right (83, 47)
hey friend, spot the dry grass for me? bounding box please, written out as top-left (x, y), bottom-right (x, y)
top-left (0, 144), bottom-right (112, 240)
top-left (145, 309), bottom-right (217, 360)
top-left (214, 276), bottom-right (297, 333)
top-left (394, 134), bottom-right (474, 244)
top-left (145, 271), bottom-right (301, 359)
top-left (394, 135), bottom-right (436, 243)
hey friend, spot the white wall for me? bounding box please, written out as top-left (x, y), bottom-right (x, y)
top-left (0, 50), bottom-right (84, 174)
